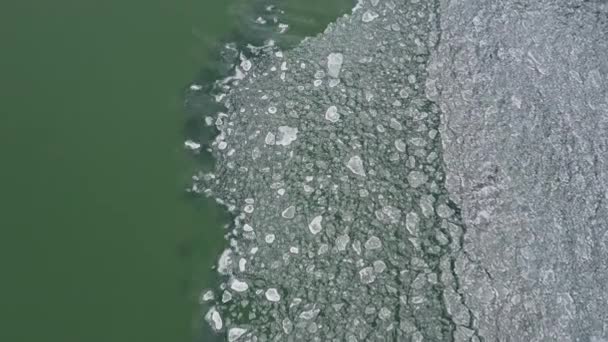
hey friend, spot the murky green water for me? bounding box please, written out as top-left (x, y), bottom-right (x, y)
top-left (0, 0), bottom-right (351, 341)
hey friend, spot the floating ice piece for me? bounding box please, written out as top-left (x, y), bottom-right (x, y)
top-left (327, 53), bottom-right (344, 78)
top-left (189, 84), bottom-right (202, 91)
top-left (205, 307), bottom-right (223, 331)
top-left (362, 10), bottom-right (379, 22)
top-left (308, 215), bottom-right (323, 235)
top-left (406, 212), bottom-right (419, 235)
top-left (364, 236), bottom-right (382, 250)
top-left (325, 106), bottom-right (340, 123)
top-left (378, 307), bottom-right (391, 320)
top-left (347, 155), bottom-right (366, 177)
top-left (336, 234), bottom-right (350, 251)
top-left (241, 59), bottom-right (252, 72)
top-left (407, 170), bottom-right (427, 188)
top-left (265, 132), bottom-right (276, 145)
top-left (265, 288), bottom-right (281, 302)
top-left (395, 139), bottom-right (406, 152)
top-left (276, 126), bottom-right (298, 146)
top-left (373, 260), bottom-right (387, 273)
top-left (230, 278), bottom-right (249, 292)
top-left (228, 327), bottom-right (247, 342)
top-left (278, 23), bottom-right (289, 34)
top-left (328, 79), bottom-right (340, 87)
top-left (282, 318), bottom-right (293, 334)
top-left (265, 234), bottom-right (275, 244)
top-left (222, 290), bottom-right (232, 303)
top-left (200, 290), bottom-right (214, 302)
top-left (420, 195), bottom-right (435, 218)
top-left (282, 205), bottom-right (296, 219)
top-left (184, 140), bottom-right (201, 150)
top-left (359, 266), bottom-right (376, 284)
top-left (436, 203), bottom-right (454, 218)
top-left (217, 249), bottom-right (233, 275)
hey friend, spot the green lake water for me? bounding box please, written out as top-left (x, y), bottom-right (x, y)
top-left (0, 0), bottom-right (351, 341)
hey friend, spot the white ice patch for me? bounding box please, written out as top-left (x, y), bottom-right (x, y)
top-left (407, 170), bottom-right (428, 188)
top-left (364, 236), bottom-right (382, 250)
top-left (336, 234), bottom-right (350, 251)
top-left (228, 328), bottom-right (247, 342)
top-left (205, 307), bottom-right (223, 331)
top-left (276, 126), bottom-right (298, 146)
top-left (308, 215), bottom-right (323, 235)
top-left (282, 205), bottom-right (296, 219)
top-left (241, 59), bottom-right (252, 72)
top-left (265, 132), bottom-right (276, 145)
top-left (217, 249), bottom-right (233, 275)
top-left (265, 288), bottom-right (281, 302)
top-left (230, 278), bottom-right (249, 292)
top-left (395, 139), bottom-right (406, 152)
top-left (327, 53), bottom-right (344, 78)
top-left (325, 106), bottom-right (340, 122)
top-left (265, 233), bottom-right (276, 244)
top-left (359, 266), bottom-right (376, 284)
top-left (362, 10), bottom-right (379, 22)
top-left (184, 140), bottom-right (201, 150)
top-left (189, 84), bottom-right (202, 91)
top-left (347, 155), bottom-right (366, 177)
top-left (200, 290), bottom-right (214, 302)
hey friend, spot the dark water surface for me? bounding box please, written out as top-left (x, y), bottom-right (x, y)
top-left (0, 0), bottom-right (351, 341)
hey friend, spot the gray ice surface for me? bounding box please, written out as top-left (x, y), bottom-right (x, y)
top-left (428, 0), bottom-right (608, 340)
top-left (195, 0), bottom-right (608, 341)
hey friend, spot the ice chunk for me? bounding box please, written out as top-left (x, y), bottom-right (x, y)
top-left (184, 140), bottom-right (201, 150)
top-left (217, 249), bottom-right (233, 275)
top-left (282, 205), bottom-right (296, 219)
top-left (362, 10), bottom-right (379, 22)
top-left (436, 203), bottom-right (454, 218)
top-left (395, 139), bottom-right (406, 152)
top-left (265, 132), bottom-right (276, 145)
top-left (373, 260), bottom-right (387, 273)
top-left (230, 278), bottom-right (249, 292)
top-left (205, 307), bottom-right (223, 331)
top-left (265, 288), bottom-right (281, 302)
top-left (308, 215), bottom-right (323, 235)
top-left (359, 266), bottom-right (376, 284)
top-left (336, 234), bottom-right (350, 251)
top-left (265, 233), bottom-right (276, 244)
top-left (405, 212), bottom-right (419, 235)
top-left (276, 126), bottom-right (298, 146)
top-left (228, 327), bottom-right (247, 342)
top-left (325, 106), bottom-right (340, 123)
top-left (327, 53), bottom-right (344, 78)
top-left (407, 170), bottom-right (427, 188)
top-left (364, 236), bottom-right (382, 250)
top-left (347, 155), bottom-right (366, 177)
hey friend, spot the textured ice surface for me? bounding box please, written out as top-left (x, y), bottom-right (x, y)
top-left (427, 0), bottom-right (608, 340)
top-left (196, 0), bottom-right (608, 341)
